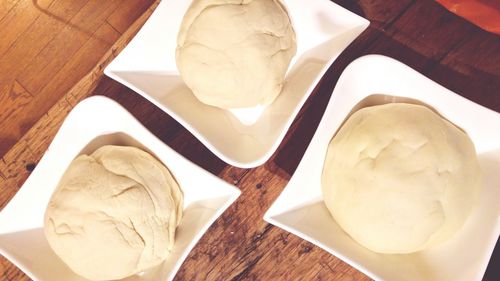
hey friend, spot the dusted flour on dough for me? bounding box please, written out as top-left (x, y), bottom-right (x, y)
top-left (176, 0), bottom-right (297, 109)
top-left (44, 145), bottom-right (183, 280)
top-left (321, 103), bottom-right (481, 254)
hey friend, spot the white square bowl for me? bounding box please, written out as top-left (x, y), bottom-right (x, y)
top-left (0, 96), bottom-right (241, 281)
top-left (104, 0), bottom-right (369, 168)
top-left (264, 54), bottom-right (500, 281)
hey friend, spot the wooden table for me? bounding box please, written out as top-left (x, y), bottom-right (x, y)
top-left (1, 0), bottom-right (499, 280)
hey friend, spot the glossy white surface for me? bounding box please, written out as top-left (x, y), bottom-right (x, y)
top-left (104, 0), bottom-right (369, 168)
top-left (264, 55), bottom-right (500, 281)
top-left (0, 96), bottom-right (241, 281)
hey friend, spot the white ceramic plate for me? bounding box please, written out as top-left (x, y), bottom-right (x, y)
top-left (104, 0), bottom-right (369, 168)
top-left (0, 96), bottom-right (241, 281)
top-left (264, 55), bottom-right (500, 281)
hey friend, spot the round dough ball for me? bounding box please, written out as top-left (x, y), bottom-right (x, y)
top-left (176, 0), bottom-right (297, 109)
top-left (321, 103), bottom-right (481, 254)
top-left (44, 145), bottom-right (183, 280)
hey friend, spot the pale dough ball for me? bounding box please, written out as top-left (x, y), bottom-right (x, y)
top-left (321, 103), bottom-right (481, 254)
top-left (176, 0), bottom-right (297, 109)
top-left (44, 145), bottom-right (183, 280)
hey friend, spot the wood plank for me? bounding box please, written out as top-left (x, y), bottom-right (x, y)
top-left (344, 2), bottom-right (470, 73)
top-left (106, 0), bottom-right (154, 34)
top-left (429, 30), bottom-right (500, 112)
top-left (0, 81), bottom-right (33, 155)
top-left (0, 0), bottom-right (88, 141)
top-left (18, 0), bottom-right (119, 95)
top-left (175, 165), bottom-right (370, 280)
top-left (36, 0), bottom-right (87, 23)
top-left (0, 254), bottom-right (30, 281)
top-left (0, 0), bottom-right (54, 60)
top-left (0, 0), bottom-right (87, 79)
top-left (247, 229), bottom-right (368, 281)
top-left (23, 98), bottom-right (73, 163)
top-left (0, 140), bottom-right (35, 209)
top-left (0, 81), bottom-right (33, 132)
top-left (0, 0), bottom-right (21, 22)
top-left (333, 0), bottom-right (415, 28)
top-left (41, 22), bottom-right (121, 99)
top-left (175, 166), bottom-right (283, 280)
top-left (0, 21), bottom-right (121, 158)
top-left (217, 165), bottom-right (250, 187)
top-left (387, 0), bottom-right (476, 63)
top-left (0, 0), bottom-right (160, 210)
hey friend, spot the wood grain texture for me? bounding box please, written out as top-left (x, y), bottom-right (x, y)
top-left (0, 0), bottom-right (499, 280)
top-left (0, 0), bottom-right (53, 60)
top-left (0, 0), bottom-right (154, 157)
top-left (17, 0), bottom-right (117, 95)
top-left (106, 0), bottom-right (154, 34)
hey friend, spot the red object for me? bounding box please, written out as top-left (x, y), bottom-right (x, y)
top-left (436, 0), bottom-right (500, 34)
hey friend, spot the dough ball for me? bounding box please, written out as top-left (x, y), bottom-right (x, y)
top-left (44, 145), bottom-right (183, 280)
top-left (321, 103), bottom-right (481, 254)
top-left (176, 0), bottom-right (297, 109)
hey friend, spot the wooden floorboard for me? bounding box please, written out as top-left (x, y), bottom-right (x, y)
top-left (0, 0), bottom-right (54, 60)
top-left (0, 0), bottom-right (21, 23)
top-left (17, 0), bottom-right (109, 95)
top-left (0, 0), bottom-right (89, 155)
top-left (388, 0), bottom-right (476, 61)
top-left (106, 0), bottom-right (155, 34)
top-left (0, 0), bottom-right (153, 157)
